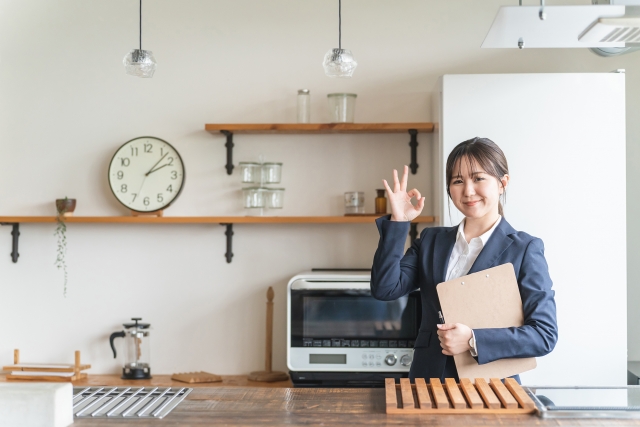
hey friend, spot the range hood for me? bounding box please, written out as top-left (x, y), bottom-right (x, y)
top-left (482, 4), bottom-right (640, 49)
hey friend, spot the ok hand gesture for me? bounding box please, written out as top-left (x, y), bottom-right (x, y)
top-left (383, 165), bottom-right (425, 222)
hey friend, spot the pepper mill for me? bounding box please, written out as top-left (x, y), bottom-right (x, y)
top-left (248, 287), bottom-right (289, 382)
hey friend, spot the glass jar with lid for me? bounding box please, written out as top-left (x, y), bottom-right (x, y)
top-left (242, 187), bottom-right (267, 209)
top-left (261, 162), bottom-right (282, 184)
top-left (297, 89), bottom-right (310, 123)
top-left (239, 162), bottom-right (261, 183)
top-left (327, 93), bottom-right (357, 123)
top-left (265, 188), bottom-right (285, 209)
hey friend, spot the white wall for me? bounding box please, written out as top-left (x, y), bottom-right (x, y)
top-left (438, 73), bottom-right (626, 386)
top-left (1, 0), bottom-right (640, 381)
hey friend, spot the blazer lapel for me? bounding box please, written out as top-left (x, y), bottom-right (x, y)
top-left (433, 227), bottom-right (458, 284)
top-left (468, 218), bottom-right (516, 274)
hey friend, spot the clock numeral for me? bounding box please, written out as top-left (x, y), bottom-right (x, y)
top-left (143, 197), bottom-right (150, 206)
top-left (120, 158), bottom-right (130, 167)
top-left (160, 147), bottom-right (164, 157)
top-left (117, 171), bottom-right (124, 180)
top-left (171, 171), bottom-right (178, 180)
top-left (166, 185), bottom-right (173, 193)
top-left (167, 157), bottom-right (174, 166)
top-left (131, 147), bottom-right (138, 156)
top-left (131, 193), bottom-right (137, 202)
top-left (157, 193), bottom-right (164, 203)
top-left (144, 143), bottom-right (153, 153)
top-left (121, 184), bottom-right (128, 193)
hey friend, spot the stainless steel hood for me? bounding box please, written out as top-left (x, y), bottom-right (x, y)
top-left (482, 4), bottom-right (640, 49)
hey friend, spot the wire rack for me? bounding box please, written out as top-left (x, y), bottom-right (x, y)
top-left (72, 386), bottom-right (192, 419)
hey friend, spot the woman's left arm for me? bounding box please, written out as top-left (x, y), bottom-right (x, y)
top-left (473, 237), bottom-right (558, 365)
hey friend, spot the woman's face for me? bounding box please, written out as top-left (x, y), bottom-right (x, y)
top-left (449, 156), bottom-right (509, 220)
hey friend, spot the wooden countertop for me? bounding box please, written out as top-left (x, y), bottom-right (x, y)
top-left (69, 386), bottom-right (640, 427)
top-left (4, 375), bottom-right (640, 426)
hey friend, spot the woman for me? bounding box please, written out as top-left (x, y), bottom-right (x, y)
top-left (371, 137), bottom-right (558, 382)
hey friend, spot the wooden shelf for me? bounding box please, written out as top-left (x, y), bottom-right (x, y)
top-left (204, 123), bottom-right (435, 134)
top-left (205, 122), bottom-right (433, 175)
top-left (0, 216), bottom-right (435, 264)
top-left (0, 216), bottom-right (435, 224)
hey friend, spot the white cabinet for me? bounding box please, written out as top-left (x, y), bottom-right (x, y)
top-left (433, 73), bottom-right (626, 386)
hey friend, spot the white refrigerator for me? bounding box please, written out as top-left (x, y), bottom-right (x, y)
top-left (432, 73), bottom-right (626, 386)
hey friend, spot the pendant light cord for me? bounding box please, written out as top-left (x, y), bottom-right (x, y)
top-left (139, 0), bottom-right (142, 51)
top-left (338, 0), bottom-right (341, 50)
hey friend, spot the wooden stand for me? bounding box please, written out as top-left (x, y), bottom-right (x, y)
top-left (4, 349), bottom-right (90, 382)
top-left (248, 287), bottom-right (289, 382)
top-left (171, 371), bottom-right (222, 384)
top-left (130, 209), bottom-right (164, 217)
top-left (385, 377), bottom-right (537, 415)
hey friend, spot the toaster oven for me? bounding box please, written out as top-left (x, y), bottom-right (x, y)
top-left (287, 270), bottom-right (422, 387)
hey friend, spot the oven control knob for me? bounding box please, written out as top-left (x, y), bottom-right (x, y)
top-left (384, 354), bottom-right (397, 366)
top-left (400, 354), bottom-right (412, 367)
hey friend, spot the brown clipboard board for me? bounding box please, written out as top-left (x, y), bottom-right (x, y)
top-left (436, 263), bottom-right (536, 382)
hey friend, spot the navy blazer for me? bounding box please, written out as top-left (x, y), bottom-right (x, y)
top-left (370, 216), bottom-right (558, 381)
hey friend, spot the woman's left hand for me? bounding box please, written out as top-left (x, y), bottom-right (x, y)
top-left (437, 323), bottom-right (473, 356)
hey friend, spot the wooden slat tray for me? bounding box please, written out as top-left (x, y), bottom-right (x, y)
top-left (385, 377), bottom-right (537, 415)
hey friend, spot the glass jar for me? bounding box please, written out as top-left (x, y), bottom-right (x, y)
top-left (239, 162), bottom-right (261, 183)
top-left (242, 187), bottom-right (266, 209)
top-left (344, 191), bottom-right (365, 214)
top-left (328, 93), bottom-right (357, 123)
top-left (297, 89), bottom-right (310, 123)
top-left (261, 162), bottom-right (283, 184)
top-left (265, 188), bottom-right (285, 209)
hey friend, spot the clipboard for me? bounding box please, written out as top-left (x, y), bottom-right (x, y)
top-left (436, 263), bottom-right (536, 381)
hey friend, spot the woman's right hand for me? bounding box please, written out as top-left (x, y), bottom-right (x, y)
top-left (382, 165), bottom-right (425, 222)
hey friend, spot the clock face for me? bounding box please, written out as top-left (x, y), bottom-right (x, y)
top-left (108, 137), bottom-right (185, 212)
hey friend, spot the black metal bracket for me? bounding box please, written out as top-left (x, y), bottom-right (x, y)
top-left (409, 129), bottom-right (419, 175)
top-left (0, 223), bottom-right (20, 263)
top-left (409, 223), bottom-right (418, 243)
top-left (221, 223), bottom-right (234, 263)
top-left (221, 130), bottom-right (234, 175)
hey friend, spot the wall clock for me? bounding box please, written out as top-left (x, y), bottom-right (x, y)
top-left (108, 136), bottom-right (185, 214)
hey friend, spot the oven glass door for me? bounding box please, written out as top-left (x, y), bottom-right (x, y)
top-left (290, 289), bottom-right (421, 348)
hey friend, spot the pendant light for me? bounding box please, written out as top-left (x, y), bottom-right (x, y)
top-left (322, 0), bottom-right (357, 78)
top-left (123, 0), bottom-right (156, 78)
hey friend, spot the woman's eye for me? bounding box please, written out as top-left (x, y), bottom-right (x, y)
top-left (474, 177), bottom-right (485, 182)
top-left (452, 179), bottom-right (462, 185)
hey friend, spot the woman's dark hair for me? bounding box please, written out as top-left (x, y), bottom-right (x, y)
top-left (445, 137), bottom-right (509, 216)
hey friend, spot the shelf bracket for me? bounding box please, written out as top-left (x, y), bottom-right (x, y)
top-left (0, 223), bottom-right (20, 263)
top-left (409, 129), bottom-right (419, 175)
top-left (409, 223), bottom-right (418, 243)
top-left (220, 130), bottom-right (234, 175)
top-left (221, 223), bottom-right (234, 263)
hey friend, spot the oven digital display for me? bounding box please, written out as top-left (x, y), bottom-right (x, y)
top-left (309, 354), bottom-right (347, 364)
top-left (301, 295), bottom-right (416, 338)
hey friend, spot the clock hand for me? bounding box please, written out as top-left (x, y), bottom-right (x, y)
top-left (145, 152), bottom-right (168, 176)
top-left (146, 163), bottom-right (171, 176)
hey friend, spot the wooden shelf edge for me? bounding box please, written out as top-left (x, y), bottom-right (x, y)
top-left (204, 123), bottom-right (435, 134)
top-left (0, 216), bottom-right (436, 224)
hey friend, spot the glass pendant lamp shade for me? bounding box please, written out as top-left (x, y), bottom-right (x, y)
top-left (124, 0), bottom-right (156, 78)
top-left (123, 49), bottom-right (156, 78)
top-left (323, 48), bottom-right (357, 78)
top-left (324, 0), bottom-right (356, 78)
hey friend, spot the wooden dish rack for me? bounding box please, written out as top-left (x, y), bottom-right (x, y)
top-left (385, 377), bottom-right (537, 415)
top-left (4, 349), bottom-right (90, 382)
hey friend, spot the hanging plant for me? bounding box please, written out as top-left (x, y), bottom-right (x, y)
top-left (54, 198), bottom-right (76, 297)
